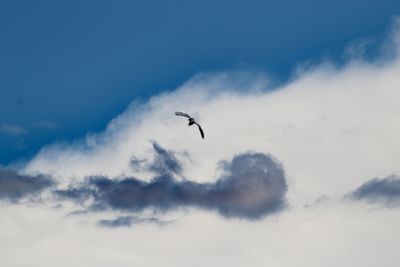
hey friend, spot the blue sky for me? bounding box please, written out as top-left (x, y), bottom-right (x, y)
top-left (1, 0), bottom-right (400, 164)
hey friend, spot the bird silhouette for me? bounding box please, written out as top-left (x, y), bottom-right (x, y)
top-left (175, 111), bottom-right (204, 139)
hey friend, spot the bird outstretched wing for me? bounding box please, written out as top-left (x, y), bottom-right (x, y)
top-left (175, 111), bottom-right (192, 119)
top-left (195, 122), bottom-right (205, 139)
top-left (175, 111), bottom-right (205, 139)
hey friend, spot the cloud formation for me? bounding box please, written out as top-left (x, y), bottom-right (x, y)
top-left (347, 175), bottom-right (400, 206)
top-left (57, 144), bottom-right (288, 219)
top-left (0, 168), bottom-right (53, 202)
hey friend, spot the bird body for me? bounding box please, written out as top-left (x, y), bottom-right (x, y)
top-left (175, 112), bottom-right (205, 139)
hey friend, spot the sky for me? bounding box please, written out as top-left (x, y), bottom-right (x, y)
top-left (2, 0), bottom-right (400, 163)
top-left (2, 1), bottom-right (400, 266)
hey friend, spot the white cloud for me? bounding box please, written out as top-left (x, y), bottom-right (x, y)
top-left (1, 203), bottom-right (399, 267)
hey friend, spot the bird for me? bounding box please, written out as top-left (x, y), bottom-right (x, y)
top-left (175, 111), bottom-right (205, 139)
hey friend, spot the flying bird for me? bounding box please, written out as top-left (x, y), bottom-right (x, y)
top-left (175, 111), bottom-right (205, 139)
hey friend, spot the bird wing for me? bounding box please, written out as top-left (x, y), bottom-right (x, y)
top-left (194, 122), bottom-right (205, 139)
top-left (175, 111), bottom-right (192, 119)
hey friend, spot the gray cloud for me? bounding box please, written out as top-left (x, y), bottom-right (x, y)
top-left (97, 215), bottom-right (170, 228)
top-left (148, 142), bottom-right (183, 175)
top-left (347, 175), bottom-right (400, 206)
top-left (0, 168), bottom-right (54, 202)
top-left (130, 141), bottom-right (183, 175)
top-left (58, 144), bottom-right (288, 219)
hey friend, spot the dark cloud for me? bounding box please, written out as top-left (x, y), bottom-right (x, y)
top-left (347, 176), bottom-right (400, 206)
top-left (53, 186), bottom-right (94, 204)
top-left (130, 141), bottom-right (182, 175)
top-left (97, 215), bottom-right (170, 228)
top-left (60, 145), bottom-right (288, 219)
top-left (149, 142), bottom-right (183, 175)
top-left (0, 168), bottom-right (54, 202)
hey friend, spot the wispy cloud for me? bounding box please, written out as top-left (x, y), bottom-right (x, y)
top-left (97, 215), bottom-right (171, 228)
top-left (346, 175), bottom-right (400, 207)
top-left (130, 141), bottom-right (183, 176)
top-left (0, 124), bottom-right (27, 136)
